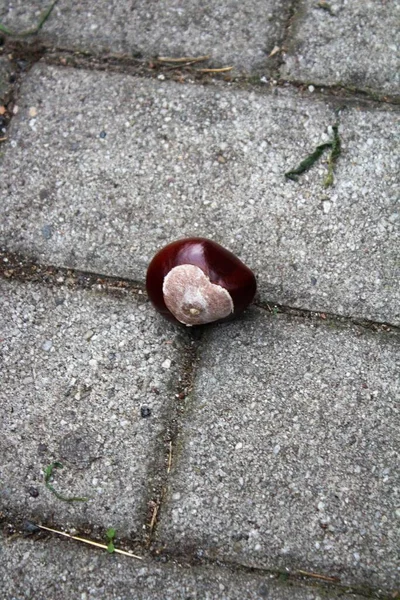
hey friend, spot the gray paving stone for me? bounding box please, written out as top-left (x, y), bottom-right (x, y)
top-left (282, 0), bottom-right (400, 97)
top-left (0, 0), bottom-right (51, 34)
top-left (0, 278), bottom-right (185, 534)
top-left (0, 55), bottom-right (13, 105)
top-left (157, 309), bottom-right (400, 589)
top-left (1, 65), bottom-right (399, 324)
top-left (0, 534), bottom-right (367, 600)
top-left (48, 0), bottom-right (287, 74)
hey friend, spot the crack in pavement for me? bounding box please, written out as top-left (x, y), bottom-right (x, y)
top-left (2, 40), bottom-right (400, 107)
top-left (1, 249), bottom-right (398, 334)
top-left (1, 515), bottom-right (397, 600)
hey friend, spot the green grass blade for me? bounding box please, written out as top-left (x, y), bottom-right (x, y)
top-left (285, 142), bottom-right (332, 181)
top-left (44, 461), bottom-right (90, 503)
top-left (324, 124), bottom-right (341, 187)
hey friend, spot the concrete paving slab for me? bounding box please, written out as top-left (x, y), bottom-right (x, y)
top-left (38, 0), bottom-right (288, 74)
top-left (0, 1), bottom-right (51, 35)
top-left (157, 309), bottom-right (400, 589)
top-left (0, 278), bottom-right (185, 535)
top-left (0, 65), bottom-right (399, 324)
top-left (0, 55), bottom-right (13, 105)
top-left (282, 0), bottom-right (400, 98)
top-left (0, 534), bottom-right (367, 600)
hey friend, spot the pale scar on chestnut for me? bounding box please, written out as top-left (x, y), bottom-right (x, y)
top-left (162, 264), bottom-right (234, 326)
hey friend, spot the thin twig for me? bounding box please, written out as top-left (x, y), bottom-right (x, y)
top-left (167, 441), bottom-right (173, 474)
top-left (157, 55), bottom-right (210, 63)
top-left (149, 504), bottom-right (159, 532)
top-left (196, 66), bottom-right (233, 73)
top-left (296, 569), bottom-right (340, 582)
top-left (163, 60), bottom-right (204, 71)
top-left (37, 524), bottom-right (143, 560)
top-left (268, 46), bottom-right (280, 57)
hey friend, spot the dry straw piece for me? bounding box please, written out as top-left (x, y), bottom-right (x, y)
top-left (37, 524), bottom-right (144, 560)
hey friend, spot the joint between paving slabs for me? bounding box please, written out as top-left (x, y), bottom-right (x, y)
top-left (1, 514), bottom-right (397, 600)
top-left (272, 0), bottom-right (304, 78)
top-left (2, 38), bottom-right (399, 108)
top-left (1, 249), bottom-right (398, 334)
top-left (198, 559), bottom-right (400, 600)
top-left (169, 554), bottom-right (399, 600)
top-left (144, 333), bottom-right (201, 549)
top-left (254, 300), bottom-right (399, 335)
top-left (0, 41), bottom-right (49, 143)
top-left (1, 512), bottom-right (147, 561)
top-left (42, 46), bottom-right (400, 106)
top-left (276, 76), bottom-right (400, 107)
top-left (0, 248), bottom-right (146, 298)
top-left (2, 39), bottom-right (234, 82)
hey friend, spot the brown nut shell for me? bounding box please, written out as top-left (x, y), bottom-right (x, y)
top-left (146, 237), bottom-right (257, 325)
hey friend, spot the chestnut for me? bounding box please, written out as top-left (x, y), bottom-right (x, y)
top-left (146, 238), bottom-right (257, 326)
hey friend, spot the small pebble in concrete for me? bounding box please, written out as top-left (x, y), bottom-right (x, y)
top-left (322, 200), bottom-right (332, 214)
top-left (140, 406), bottom-right (152, 418)
top-left (41, 340), bottom-right (52, 351)
top-left (41, 224), bottom-right (52, 240)
top-left (27, 486), bottom-right (39, 498)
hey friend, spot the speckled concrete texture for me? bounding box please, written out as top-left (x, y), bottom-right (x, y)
top-left (0, 278), bottom-right (185, 534)
top-left (0, 55), bottom-right (13, 105)
top-left (1, 65), bottom-right (399, 324)
top-left (0, 0), bottom-right (289, 74)
top-left (0, 0), bottom-right (51, 34)
top-left (157, 309), bottom-right (400, 588)
top-left (0, 2), bottom-right (399, 596)
top-left (0, 534), bottom-right (368, 600)
top-left (282, 0), bottom-right (400, 97)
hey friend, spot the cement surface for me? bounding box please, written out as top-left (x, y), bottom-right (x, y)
top-left (0, 534), bottom-right (368, 600)
top-left (0, 0), bottom-right (50, 35)
top-left (157, 309), bottom-right (400, 588)
top-left (0, 55), bottom-right (13, 105)
top-left (0, 278), bottom-right (185, 535)
top-left (1, 64), bottom-right (398, 324)
top-left (0, 0), bottom-right (289, 74)
top-left (0, 3), bottom-right (399, 597)
top-left (282, 0), bottom-right (400, 97)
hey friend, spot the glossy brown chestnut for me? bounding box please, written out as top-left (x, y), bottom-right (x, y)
top-left (146, 238), bottom-right (257, 326)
